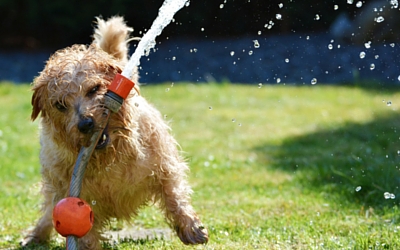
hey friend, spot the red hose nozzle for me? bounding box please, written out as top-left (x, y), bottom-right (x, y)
top-left (105, 74), bottom-right (135, 113)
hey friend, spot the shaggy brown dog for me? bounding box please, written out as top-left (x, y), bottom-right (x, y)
top-left (22, 16), bottom-right (208, 249)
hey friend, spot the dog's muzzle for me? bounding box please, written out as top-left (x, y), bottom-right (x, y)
top-left (78, 116), bottom-right (109, 149)
top-left (78, 117), bottom-right (94, 134)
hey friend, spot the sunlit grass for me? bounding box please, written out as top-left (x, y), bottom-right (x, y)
top-left (1, 82), bottom-right (400, 249)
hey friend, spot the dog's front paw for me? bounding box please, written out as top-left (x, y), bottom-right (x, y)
top-left (176, 218), bottom-right (209, 245)
top-left (20, 235), bottom-right (47, 249)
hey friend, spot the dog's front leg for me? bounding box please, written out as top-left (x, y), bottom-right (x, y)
top-left (160, 169), bottom-right (209, 245)
top-left (21, 191), bottom-right (55, 247)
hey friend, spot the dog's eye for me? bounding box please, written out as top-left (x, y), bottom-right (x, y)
top-left (87, 85), bottom-right (100, 96)
top-left (55, 102), bottom-right (67, 112)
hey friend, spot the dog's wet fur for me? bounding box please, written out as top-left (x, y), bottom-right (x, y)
top-left (21, 17), bottom-right (208, 249)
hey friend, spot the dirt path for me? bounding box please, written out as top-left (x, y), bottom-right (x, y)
top-left (104, 226), bottom-right (173, 242)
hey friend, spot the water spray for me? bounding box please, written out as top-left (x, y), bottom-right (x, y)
top-left (51, 0), bottom-right (189, 249)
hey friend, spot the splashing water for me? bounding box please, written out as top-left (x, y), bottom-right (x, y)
top-left (311, 78), bottom-right (317, 85)
top-left (122, 0), bottom-right (189, 80)
top-left (375, 16), bottom-right (385, 23)
top-left (370, 63), bottom-right (375, 70)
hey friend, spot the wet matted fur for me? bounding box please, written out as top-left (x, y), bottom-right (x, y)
top-left (21, 16), bottom-right (208, 249)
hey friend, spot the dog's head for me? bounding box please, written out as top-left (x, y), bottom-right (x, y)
top-left (31, 16), bottom-right (138, 153)
top-left (31, 44), bottom-right (130, 151)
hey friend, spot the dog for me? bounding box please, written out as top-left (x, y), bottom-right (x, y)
top-left (21, 16), bottom-right (208, 249)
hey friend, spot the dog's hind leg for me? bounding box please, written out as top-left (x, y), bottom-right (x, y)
top-left (78, 228), bottom-right (102, 250)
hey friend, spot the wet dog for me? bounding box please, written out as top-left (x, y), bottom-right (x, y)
top-left (22, 16), bottom-right (208, 249)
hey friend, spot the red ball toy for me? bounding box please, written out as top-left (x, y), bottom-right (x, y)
top-left (52, 197), bottom-right (94, 238)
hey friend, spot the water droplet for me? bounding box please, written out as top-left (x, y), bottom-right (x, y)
top-left (365, 41), bottom-right (372, 49)
top-left (220, 4), bottom-right (224, 8)
top-left (391, 193), bottom-right (396, 199)
top-left (209, 106), bottom-right (213, 110)
top-left (390, 43), bottom-right (395, 48)
top-left (276, 78), bottom-right (281, 83)
top-left (356, 1), bottom-right (363, 7)
top-left (375, 16), bottom-right (385, 23)
top-left (248, 50), bottom-right (253, 55)
top-left (201, 27), bottom-right (205, 31)
top-left (359, 51), bottom-right (366, 58)
top-left (375, 55), bottom-right (379, 59)
top-left (276, 14), bottom-right (282, 20)
top-left (253, 40), bottom-right (260, 48)
top-left (232, 118), bottom-right (236, 122)
top-left (391, 0), bottom-right (399, 8)
top-left (397, 150), bottom-right (400, 155)
top-left (258, 30), bottom-right (262, 35)
top-left (387, 101), bottom-right (392, 106)
top-left (311, 78), bottom-right (317, 85)
top-left (398, 75), bottom-right (400, 81)
top-left (92, 200), bottom-right (97, 205)
top-left (355, 186), bottom-right (362, 192)
top-left (334, 4), bottom-right (339, 10)
top-left (347, 0), bottom-right (353, 4)
top-left (285, 58), bottom-right (289, 63)
top-left (165, 88), bottom-right (170, 92)
top-left (314, 14), bottom-right (320, 20)
top-left (172, 56), bottom-right (176, 61)
top-left (258, 83), bottom-right (263, 88)
top-left (230, 51), bottom-right (235, 56)
top-left (238, 123), bottom-right (242, 127)
top-left (328, 44), bottom-right (333, 50)
top-left (370, 64), bottom-right (375, 70)
top-left (278, 3), bottom-right (283, 8)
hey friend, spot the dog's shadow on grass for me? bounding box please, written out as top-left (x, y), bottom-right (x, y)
top-left (254, 111), bottom-right (400, 209)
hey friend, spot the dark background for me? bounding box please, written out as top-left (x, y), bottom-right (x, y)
top-left (1, 0), bottom-right (361, 50)
top-left (1, 0), bottom-right (400, 84)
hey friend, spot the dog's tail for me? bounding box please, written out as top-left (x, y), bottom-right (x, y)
top-left (93, 16), bottom-right (135, 62)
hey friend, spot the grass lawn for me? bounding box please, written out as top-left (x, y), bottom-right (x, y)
top-left (1, 81), bottom-right (400, 249)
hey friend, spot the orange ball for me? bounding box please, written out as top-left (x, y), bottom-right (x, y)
top-left (52, 197), bottom-right (94, 238)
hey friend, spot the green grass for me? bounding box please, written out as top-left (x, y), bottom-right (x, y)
top-left (1, 82), bottom-right (400, 249)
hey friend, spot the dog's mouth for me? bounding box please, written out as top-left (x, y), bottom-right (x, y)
top-left (96, 126), bottom-right (110, 150)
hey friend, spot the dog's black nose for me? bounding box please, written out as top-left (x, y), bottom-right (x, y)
top-left (78, 117), bottom-right (94, 134)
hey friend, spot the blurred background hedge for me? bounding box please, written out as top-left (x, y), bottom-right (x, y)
top-left (0, 0), bottom-right (360, 50)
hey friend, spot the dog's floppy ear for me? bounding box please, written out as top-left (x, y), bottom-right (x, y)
top-left (31, 78), bottom-right (47, 121)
